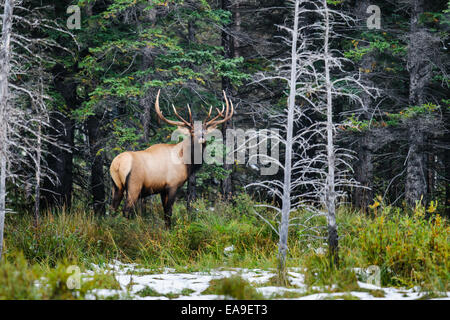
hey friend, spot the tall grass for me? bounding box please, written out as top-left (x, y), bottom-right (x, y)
top-left (1, 193), bottom-right (448, 299)
top-left (4, 194), bottom-right (279, 270)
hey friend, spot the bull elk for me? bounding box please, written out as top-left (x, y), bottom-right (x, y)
top-left (109, 90), bottom-right (234, 227)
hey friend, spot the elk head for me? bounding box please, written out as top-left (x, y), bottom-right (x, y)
top-left (155, 89), bottom-right (234, 146)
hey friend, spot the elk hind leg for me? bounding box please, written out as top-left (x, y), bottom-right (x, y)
top-left (123, 183), bottom-right (141, 219)
top-left (111, 182), bottom-right (124, 211)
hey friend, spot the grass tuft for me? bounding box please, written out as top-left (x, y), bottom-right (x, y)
top-left (202, 275), bottom-right (264, 300)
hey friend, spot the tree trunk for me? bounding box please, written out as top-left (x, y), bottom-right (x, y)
top-left (0, 157), bottom-right (6, 260)
top-left (221, 0), bottom-right (234, 201)
top-left (353, 134), bottom-right (374, 212)
top-left (426, 138), bottom-right (434, 200)
top-left (324, 0), bottom-right (338, 267)
top-left (406, 125), bottom-right (427, 207)
top-left (187, 166), bottom-right (197, 212)
top-left (186, 20), bottom-right (197, 211)
top-left (445, 141), bottom-right (450, 218)
top-left (42, 65), bottom-right (76, 210)
top-left (186, 104), bottom-right (196, 211)
top-left (405, 0), bottom-right (430, 207)
top-left (444, 106), bottom-right (450, 218)
top-left (352, 0), bottom-right (375, 211)
top-left (0, 0), bottom-right (14, 260)
top-left (233, 1), bottom-right (241, 58)
top-left (34, 123), bottom-right (42, 228)
top-left (278, 0), bottom-right (300, 284)
top-left (87, 115), bottom-right (105, 215)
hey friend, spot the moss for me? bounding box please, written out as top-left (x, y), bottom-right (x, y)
top-left (370, 289), bottom-right (385, 298)
top-left (136, 286), bottom-right (161, 297)
top-left (181, 288), bottom-right (195, 296)
top-left (202, 275), bottom-right (264, 300)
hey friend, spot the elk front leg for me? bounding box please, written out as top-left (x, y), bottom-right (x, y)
top-left (161, 188), bottom-right (177, 228)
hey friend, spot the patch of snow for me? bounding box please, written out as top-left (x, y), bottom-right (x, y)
top-left (224, 245), bottom-right (235, 256)
top-left (257, 286), bottom-right (307, 298)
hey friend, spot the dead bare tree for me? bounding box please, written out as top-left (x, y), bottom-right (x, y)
top-left (0, 0), bottom-right (74, 258)
top-left (248, 0), bottom-right (378, 281)
top-left (0, 0), bottom-right (14, 260)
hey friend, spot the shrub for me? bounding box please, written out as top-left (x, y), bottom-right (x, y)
top-left (354, 203), bottom-right (449, 289)
top-left (0, 253), bottom-right (42, 299)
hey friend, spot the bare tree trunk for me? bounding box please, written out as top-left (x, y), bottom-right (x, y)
top-left (33, 67), bottom-right (45, 226)
top-left (278, 0), bottom-right (300, 284)
top-left (34, 123), bottom-right (42, 227)
top-left (0, 156), bottom-right (6, 260)
top-left (324, 0), bottom-right (338, 267)
top-left (221, 0), bottom-right (234, 201)
top-left (0, 0), bottom-right (14, 260)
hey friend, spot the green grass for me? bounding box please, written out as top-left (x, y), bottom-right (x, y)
top-left (324, 293), bottom-right (361, 300)
top-left (0, 193), bottom-right (448, 299)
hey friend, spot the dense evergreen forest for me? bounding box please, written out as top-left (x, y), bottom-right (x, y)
top-left (0, 0), bottom-right (448, 300)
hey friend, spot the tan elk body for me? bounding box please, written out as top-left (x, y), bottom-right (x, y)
top-left (109, 90), bottom-right (233, 227)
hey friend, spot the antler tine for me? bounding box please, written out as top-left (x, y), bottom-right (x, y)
top-left (206, 90), bottom-right (234, 127)
top-left (172, 104), bottom-right (192, 128)
top-left (222, 91), bottom-right (234, 121)
top-left (155, 89), bottom-right (187, 127)
top-left (206, 104), bottom-right (225, 127)
top-left (203, 105), bottom-right (213, 124)
top-left (187, 104), bottom-right (193, 125)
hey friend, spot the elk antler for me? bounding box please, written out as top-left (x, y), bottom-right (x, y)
top-left (205, 91), bottom-right (234, 128)
top-left (155, 89), bottom-right (193, 128)
top-left (204, 105), bottom-right (224, 125)
top-left (203, 105), bottom-right (213, 124)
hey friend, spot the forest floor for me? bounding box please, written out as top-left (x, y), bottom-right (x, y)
top-left (1, 194), bottom-right (449, 299)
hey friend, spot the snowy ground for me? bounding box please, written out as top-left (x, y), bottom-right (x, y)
top-left (81, 261), bottom-right (449, 300)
